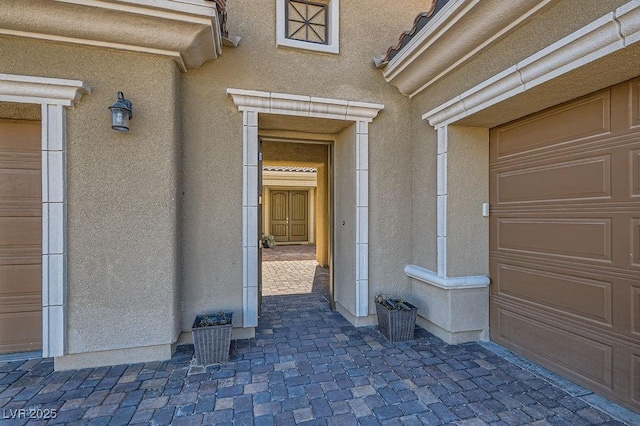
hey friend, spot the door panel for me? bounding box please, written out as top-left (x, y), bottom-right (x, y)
top-left (0, 119), bottom-right (42, 354)
top-left (490, 78), bottom-right (640, 412)
top-left (271, 191), bottom-right (289, 242)
top-left (289, 191), bottom-right (308, 242)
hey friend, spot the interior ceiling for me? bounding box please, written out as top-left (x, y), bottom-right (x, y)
top-left (258, 114), bottom-right (353, 134)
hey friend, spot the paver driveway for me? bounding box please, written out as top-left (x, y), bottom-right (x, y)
top-left (0, 246), bottom-right (633, 425)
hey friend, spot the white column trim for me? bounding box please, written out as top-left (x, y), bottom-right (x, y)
top-left (422, 2), bottom-right (640, 128)
top-left (355, 121), bottom-right (369, 317)
top-left (227, 89), bottom-right (383, 324)
top-left (0, 73), bottom-right (90, 358)
top-left (436, 126), bottom-right (448, 277)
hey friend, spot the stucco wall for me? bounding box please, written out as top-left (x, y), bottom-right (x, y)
top-left (0, 38), bottom-right (181, 355)
top-left (181, 0), bottom-right (421, 331)
top-left (409, 0), bottom-right (629, 276)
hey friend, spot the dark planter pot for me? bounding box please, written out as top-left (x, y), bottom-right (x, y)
top-left (375, 300), bottom-right (418, 342)
top-left (191, 312), bottom-right (233, 365)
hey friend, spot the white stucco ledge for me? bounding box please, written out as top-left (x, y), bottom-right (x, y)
top-left (226, 89), bottom-right (385, 122)
top-left (405, 265), bottom-right (489, 290)
top-left (422, 2), bottom-right (640, 128)
top-left (0, 74), bottom-right (91, 106)
top-left (406, 264), bottom-right (489, 344)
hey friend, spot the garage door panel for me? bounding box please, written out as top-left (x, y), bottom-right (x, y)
top-left (633, 286), bottom-right (640, 336)
top-left (494, 155), bottom-right (611, 204)
top-left (0, 121), bottom-right (40, 151)
top-left (492, 92), bottom-right (610, 161)
top-left (493, 307), bottom-right (614, 389)
top-left (0, 217), bottom-right (42, 246)
top-left (631, 79), bottom-right (640, 129)
top-left (632, 149), bottom-right (640, 197)
top-left (497, 218), bottom-right (611, 262)
top-left (633, 219), bottom-right (640, 269)
top-left (0, 310), bottom-right (42, 354)
top-left (490, 79), bottom-right (640, 412)
top-left (0, 169), bottom-right (41, 200)
top-left (495, 263), bottom-right (612, 325)
top-left (0, 264), bottom-right (41, 296)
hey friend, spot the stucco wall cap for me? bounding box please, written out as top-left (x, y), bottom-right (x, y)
top-left (226, 89), bottom-right (384, 122)
top-left (0, 73), bottom-right (91, 106)
top-left (405, 265), bottom-right (489, 290)
top-left (422, 1), bottom-right (640, 128)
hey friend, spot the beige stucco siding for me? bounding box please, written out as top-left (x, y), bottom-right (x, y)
top-left (0, 37), bottom-right (182, 354)
top-left (181, 0), bottom-right (420, 330)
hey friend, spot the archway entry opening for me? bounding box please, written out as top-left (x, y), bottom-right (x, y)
top-left (227, 89), bottom-right (383, 329)
top-left (259, 138), bottom-right (332, 311)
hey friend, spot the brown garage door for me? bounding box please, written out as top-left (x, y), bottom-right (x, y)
top-left (0, 119), bottom-right (42, 354)
top-left (490, 77), bottom-right (640, 412)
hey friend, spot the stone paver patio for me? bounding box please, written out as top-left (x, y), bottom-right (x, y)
top-left (0, 246), bottom-right (635, 425)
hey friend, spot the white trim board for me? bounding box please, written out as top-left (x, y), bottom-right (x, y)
top-left (227, 88), bottom-right (383, 326)
top-left (0, 73), bottom-right (90, 358)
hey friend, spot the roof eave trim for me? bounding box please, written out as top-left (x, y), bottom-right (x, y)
top-left (1, 0), bottom-right (227, 72)
top-left (383, 0), bottom-right (554, 97)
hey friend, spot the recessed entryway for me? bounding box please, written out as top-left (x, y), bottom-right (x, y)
top-left (227, 89), bottom-right (383, 329)
top-left (259, 138), bottom-right (332, 312)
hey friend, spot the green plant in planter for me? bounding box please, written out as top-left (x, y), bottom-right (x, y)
top-left (261, 233), bottom-right (276, 248)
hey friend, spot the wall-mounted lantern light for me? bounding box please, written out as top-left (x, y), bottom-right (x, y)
top-left (108, 92), bottom-right (133, 132)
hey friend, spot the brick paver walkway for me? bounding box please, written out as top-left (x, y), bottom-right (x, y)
top-left (0, 247), bottom-right (634, 424)
top-left (262, 245), bottom-right (316, 262)
top-left (262, 245), bottom-right (329, 299)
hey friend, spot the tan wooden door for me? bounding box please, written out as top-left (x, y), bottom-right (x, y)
top-left (489, 78), bottom-right (640, 412)
top-left (271, 191), bottom-right (289, 242)
top-left (0, 119), bottom-right (42, 354)
top-left (270, 190), bottom-right (308, 243)
top-left (289, 191), bottom-right (308, 242)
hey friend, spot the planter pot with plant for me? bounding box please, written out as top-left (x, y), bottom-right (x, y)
top-left (191, 311), bottom-right (233, 365)
top-left (261, 233), bottom-right (276, 248)
top-left (374, 293), bottom-right (418, 342)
